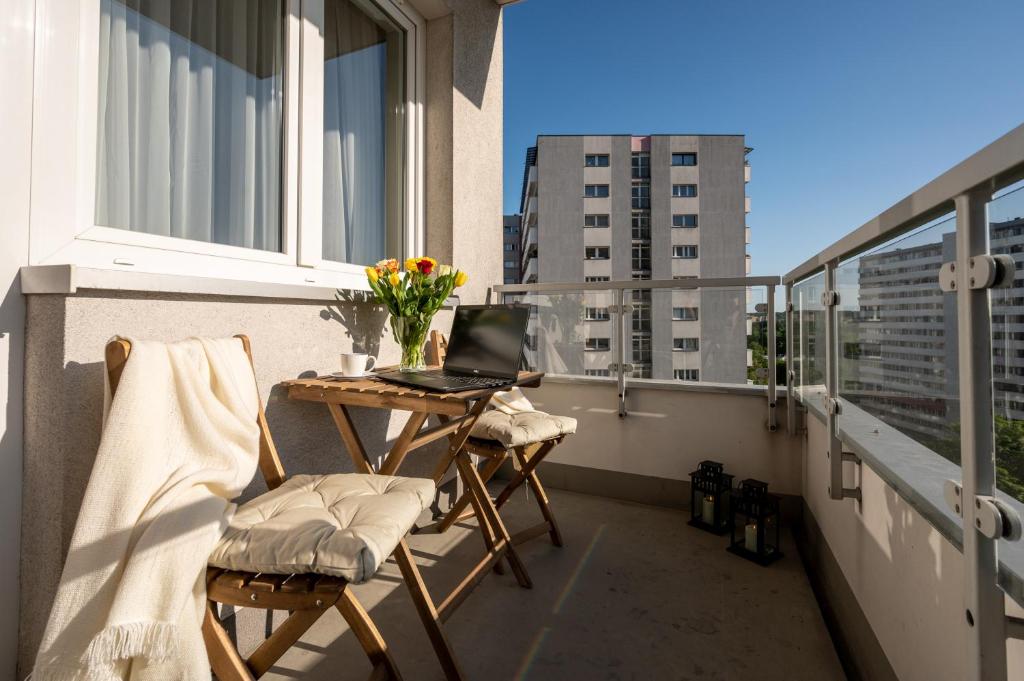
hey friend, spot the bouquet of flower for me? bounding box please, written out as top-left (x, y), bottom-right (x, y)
top-left (365, 257), bottom-right (468, 371)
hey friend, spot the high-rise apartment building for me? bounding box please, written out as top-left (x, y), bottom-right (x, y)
top-left (517, 135), bottom-right (751, 382)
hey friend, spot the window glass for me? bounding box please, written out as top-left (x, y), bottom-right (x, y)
top-left (672, 184), bottom-right (698, 198)
top-left (673, 245), bottom-right (698, 258)
top-left (585, 276), bottom-right (610, 282)
top-left (673, 306), bottom-right (698, 321)
top-left (95, 0), bottom-right (286, 251)
top-left (675, 369), bottom-right (699, 381)
top-left (631, 213), bottom-right (650, 240)
top-left (632, 152), bottom-right (650, 179)
top-left (673, 214), bottom-right (698, 228)
top-left (671, 152), bottom-right (697, 166)
top-left (674, 337), bottom-right (700, 351)
top-left (585, 246), bottom-right (610, 260)
top-left (322, 0), bottom-right (406, 264)
top-left (585, 154), bottom-right (610, 167)
top-left (585, 184), bottom-right (610, 198)
top-left (584, 214), bottom-right (610, 228)
top-left (632, 183), bottom-right (650, 209)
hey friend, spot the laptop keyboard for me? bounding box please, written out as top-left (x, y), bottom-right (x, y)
top-left (434, 371), bottom-right (510, 388)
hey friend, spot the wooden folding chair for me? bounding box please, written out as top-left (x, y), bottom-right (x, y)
top-left (427, 331), bottom-right (570, 548)
top-left (105, 336), bottom-right (464, 681)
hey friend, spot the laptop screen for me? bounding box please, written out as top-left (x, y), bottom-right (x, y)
top-left (443, 305), bottom-right (530, 379)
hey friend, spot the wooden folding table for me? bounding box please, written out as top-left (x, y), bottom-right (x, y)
top-left (281, 369), bottom-right (544, 619)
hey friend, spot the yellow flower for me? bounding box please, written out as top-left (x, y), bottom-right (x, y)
top-left (384, 258), bottom-right (399, 273)
top-left (404, 257), bottom-right (419, 272)
top-left (454, 271), bottom-right (469, 287)
top-left (388, 272), bottom-right (401, 287)
top-left (365, 266), bottom-right (379, 283)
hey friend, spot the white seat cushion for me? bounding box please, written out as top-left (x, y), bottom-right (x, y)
top-left (469, 409), bottom-right (577, 448)
top-left (209, 474), bottom-right (434, 584)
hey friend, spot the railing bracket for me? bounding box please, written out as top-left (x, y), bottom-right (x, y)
top-left (938, 254), bottom-right (1016, 293)
top-left (820, 290), bottom-right (839, 307)
top-left (944, 480), bottom-right (1023, 541)
top-left (822, 395), bottom-right (841, 416)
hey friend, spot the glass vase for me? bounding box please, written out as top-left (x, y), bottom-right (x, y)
top-left (391, 315), bottom-right (430, 372)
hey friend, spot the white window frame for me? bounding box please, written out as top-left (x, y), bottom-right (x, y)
top-left (585, 338), bottom-right (610, 352)
top-left (28, 0), bottom-right (426, 292)
top-left (585, 246), bottom-right (610, 260)
top-left (673, 245), bottom-right (699, 259)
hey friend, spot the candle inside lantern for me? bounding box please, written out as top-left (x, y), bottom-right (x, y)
top-left (702, 494), bottom-right (715, 525)
top-left (744, 522), bottom-right (758, 551)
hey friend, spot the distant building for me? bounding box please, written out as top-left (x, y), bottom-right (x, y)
top-left (502, 215), bottom-right (521, 284)
top-left (518, 134), bottom-right (751, 382)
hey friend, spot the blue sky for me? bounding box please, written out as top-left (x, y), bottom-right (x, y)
top-left (502, 0), bottom-right (1024, 278)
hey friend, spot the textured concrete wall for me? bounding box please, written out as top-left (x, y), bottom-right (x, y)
top-left (0, 0), bottom-right (34, 675)
top-left (18, 291), bottom-right (455, 672)
top-left (426, 0), bottom-right (504, 305)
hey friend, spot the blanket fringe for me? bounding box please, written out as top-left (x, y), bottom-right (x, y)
top-left (86, 621), bottom-right (179, 666)
top-left (29, 622), bottom-right (180, 681)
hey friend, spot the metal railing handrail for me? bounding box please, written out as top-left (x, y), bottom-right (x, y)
top-left (783, 122), bottom-right (1024, 285)
top-left (493, 275), bottom-right (780, 294)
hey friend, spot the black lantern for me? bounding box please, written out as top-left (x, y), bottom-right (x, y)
top-left (688, 460), bottom-right (733, 535)
top-left (727, 479), bottom-right (783, 566)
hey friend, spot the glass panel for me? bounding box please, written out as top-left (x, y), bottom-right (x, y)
top-left (322, 0), bottom-right (405, 264)
top-left (95, 0), bottom-right (285, 251)
top-left (504, 291), bottom-right (616, 377)
top-left (989, 184), bottom-right (1024, 503)
top-left (793, 272), bottom-right (826, 401)
top-left (627, 285), bottom-right (753, 385)
top-left (836, 215), bottom-right (959, 464)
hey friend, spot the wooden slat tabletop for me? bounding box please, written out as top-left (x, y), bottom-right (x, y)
top-left (281, 368), bottom-right (544, 415)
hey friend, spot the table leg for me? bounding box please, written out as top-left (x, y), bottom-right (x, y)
top-left (379, 411), bottom-right (429, 476)
top-left (327, 403), bottom-right (375, 474)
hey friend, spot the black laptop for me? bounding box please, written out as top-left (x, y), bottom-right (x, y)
top-left (377, 304), bottom-right (530, 392)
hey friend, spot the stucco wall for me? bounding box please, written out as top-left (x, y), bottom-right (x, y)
top-left (804, 411), bottom-right (1024, 680)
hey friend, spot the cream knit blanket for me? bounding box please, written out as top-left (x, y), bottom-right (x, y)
top-left (31, 337), bottom-right (261, 681)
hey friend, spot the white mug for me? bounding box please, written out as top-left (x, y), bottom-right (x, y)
top-left (340, 352), bottom-right (376, 377)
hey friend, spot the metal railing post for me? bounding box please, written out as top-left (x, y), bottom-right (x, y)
top-left (823, 260), bottom-right (856, 501)
top-left (767, 284), bottom-right (777, 431)
top-left (615, 288), bottom-right (627, 417)
top-left (953, 188), bottom-right (1007, 681)
top-left (785, 283), bottom-right (795, 434)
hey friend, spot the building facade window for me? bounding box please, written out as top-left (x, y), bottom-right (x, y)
top-left (585, 307), bottom-right (610, 321)
top-left (585, 338), bottom-right (611, 351)
top-left (632, 305), bottom-right (651, 332)
top-left (631, 152), bottom-right (650, 179)
top-left (673, 245), bottom-right (698, 258)
top-left (632, 242), bottom-right (651, 273)
top-left (585, 154), bottom-right (610, 167)
top-left (585, 275), bottom-right (610, 282)
top-left (632, 337), bottom-right (652, 363)
top-left (585, 184), bottom-right (610, 198)
top-left (674, 369), bottom-right (700, 381)
top-left (631, 213), bottom-right (650, 240)
top-left (585, 246), bottom-right (610, 260)
top-left (584, 214), bottom-right (610, 228)
top-left (671, 152), bottom-right (697, 166)
top-left (503, 260), bottom-right (516, 268)
top-left (672, 214), bottom-right (698, 228)
top-left (585, 369), bottom-right (611, 377)
top-left (674, 337), bottom-right (700, 352)
top-left (504, 243), bottom-right (516, 251)
top-left (672, 184), bottom-right (698, 198)
top-left (631, 183), bottom-right (650, 209)
top-left (504, 225), bottom-right (518, 235)
top-left (672, 306), bottom-right (699, 321)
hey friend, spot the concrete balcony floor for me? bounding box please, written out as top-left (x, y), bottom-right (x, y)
top-left (259, 487), bottom-right (845, 681)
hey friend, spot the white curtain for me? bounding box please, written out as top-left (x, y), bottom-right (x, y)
top-left (322, 43), bottom-right (387, 265)
top-left (96, 0), bottom-right (282, 251)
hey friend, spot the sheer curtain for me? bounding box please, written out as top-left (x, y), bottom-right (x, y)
top-left (95, 0), bottom-right (283, 251)
top-left (322, 0), bottom-right (402, 265)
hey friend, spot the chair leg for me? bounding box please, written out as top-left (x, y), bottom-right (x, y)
top-left (392, 539), bottom-right (466, 681)
top-left (335, 588), bottom-right (404, 681)
top-left (437, 454), bottom-right (506, 533)
top-left (511, 445), bottom-right (564, 547)
top-left (202, 601), bottom-right (256, 681)
top-left (246, 607), bottom-right (327, 677)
